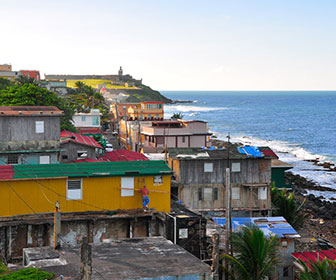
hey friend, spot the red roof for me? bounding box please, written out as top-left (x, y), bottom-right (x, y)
top-left (0, 165), bottom-right (14, 180)
top-left (67, 158), bottom-right (102, 163)
top-left (141, 101), bottom-right (163, 104)
top-left (258, 147), bottom-right (279, 159)
top-left (78, 128), bottom-right (103, 134)
top-left (98, 150), bottom-right (148, 162)
top-left (292, 249), bottom-right (336, 268)
top-left (61, 131), bottom-right (103, 149)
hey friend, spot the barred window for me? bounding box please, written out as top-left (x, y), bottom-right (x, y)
top-left (67, 179), bottom-right (82, 200)
top-left (7, 155), bottom-right (19, 165)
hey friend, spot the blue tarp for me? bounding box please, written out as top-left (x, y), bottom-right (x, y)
top-left (212, 217), bottom-right (299, 238)
top-left (237, 146), bottom-right (264, 158)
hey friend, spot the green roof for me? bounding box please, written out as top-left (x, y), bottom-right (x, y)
top-left (11, 161), bottom-right (173, 180)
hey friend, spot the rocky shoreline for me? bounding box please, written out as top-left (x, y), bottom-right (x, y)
top-left (286, 172), bottom-right (336, 248)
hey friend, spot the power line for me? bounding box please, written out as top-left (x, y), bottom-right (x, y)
top-left (5, 181), bottom-right (36, 214)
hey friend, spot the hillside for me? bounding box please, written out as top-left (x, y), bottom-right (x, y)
top-left (66, 79), bottom-right (172, 103)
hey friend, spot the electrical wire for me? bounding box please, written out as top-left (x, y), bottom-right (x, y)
top-left (5, 181), bottom-right (36, 214)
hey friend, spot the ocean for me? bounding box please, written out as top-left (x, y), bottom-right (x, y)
top-left (162, 91), bottom-right (336, 200)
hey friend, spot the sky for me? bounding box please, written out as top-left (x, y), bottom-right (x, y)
top-left (1, 0), bottom-right (336, 90)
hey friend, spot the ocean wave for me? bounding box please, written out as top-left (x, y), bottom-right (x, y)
top-left (165, 105), bottom-right (231, 113)
top-left (214, 133), bottom-right (327, 162)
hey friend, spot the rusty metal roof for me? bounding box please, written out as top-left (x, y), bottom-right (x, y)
top-left (0, 106), bottom-right (63, 116)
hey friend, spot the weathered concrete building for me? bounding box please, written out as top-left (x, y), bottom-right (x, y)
top-left (60, 131), bottom-right (103, 162)
top-left (22, 237), bottom-right (212, 279)
top-left (168, 146), bottom-right (273, 216)
top-left (0, 106), bottom-right (63, 165)
top-left (72, 109), bottom-right (102, 129)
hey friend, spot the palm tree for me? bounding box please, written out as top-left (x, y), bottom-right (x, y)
top-left (221, 225), bottom-right (280, 280)
top-left (171, 112), bottom-right (184, 119)
top-left (271, 187), bottom-right (307, 230)
top-left (15, 75), bottom-right (39, 86)
top-left (297, 258), bottom-right (336, 280)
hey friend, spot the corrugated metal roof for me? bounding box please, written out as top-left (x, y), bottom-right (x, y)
top-left (168, 147), bottom-right (247, 160)
top-left (98, 150), bottom-right (149, 162)
top-left (212, 216), bottom-right (300, 238)
top-left (0, 161), bottom-right (172, 181)
top-left (259, 147), bottom-right (278, 159)
top-left (61, 131), bottom-right (103, 149)
top-left (78, 128), bottom-right (103, 135)
top-left (292, 249), bottom-right (336, 266)
top-left (271, 159), bottom-right (293, 169)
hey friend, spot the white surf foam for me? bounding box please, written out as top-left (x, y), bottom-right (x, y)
top-left (165, 104), bottom-right (231, 113)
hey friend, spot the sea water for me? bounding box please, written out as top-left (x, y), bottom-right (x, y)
top-left (162, 91), bottom-right (336, 199)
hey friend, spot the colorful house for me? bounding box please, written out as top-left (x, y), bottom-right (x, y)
top-left (111, 101), bottom-right (164, 121)
top-left (0, 161), bottom-right (172, 217)
top-left (72, 109), bottom-right (102, 129)
top-left (19, 70), bottom-right (41, 81)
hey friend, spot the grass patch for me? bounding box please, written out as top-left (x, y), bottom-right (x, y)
top-left (66, 79), bottom-right (138, 90)
top-left (0, 268), bottom-right (54, 279)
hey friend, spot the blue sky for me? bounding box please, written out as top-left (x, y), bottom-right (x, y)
top-left (1, 0), bottom-right (336, 90)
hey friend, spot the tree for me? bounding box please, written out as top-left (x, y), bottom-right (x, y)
top-left (221, 225), bottom-right (280, 280)
top-left (171, 112), bottom-right (184, 119)
top-left (0, 77), bottom-right (12, 90)
top-left (271, 187), bottom-right (307, 230)
top-left (298, 258), bottom-right (336, 280)
top-left (15, 75), bottom-right (39, 86)
top-left (0, 84), bottom-right (76, 131)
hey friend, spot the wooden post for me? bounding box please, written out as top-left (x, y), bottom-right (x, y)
top-left (211, 233), bottom-right (219, 280)
top-left (53, 201), bottom-right (61, 249)
top-left (249, 186), bottom-right (253, 217)
top-left (225, 168), bottom-right (231, 280)
top-left (80, 236), bottom-right (92, 280)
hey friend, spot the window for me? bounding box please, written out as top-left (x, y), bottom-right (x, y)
top-left (283, 266), bottom-right (289, 277)
top-left (7, 155), bottom-right (19, 165)
top-left (179, 228), bottom-right (188, 239)
top-left (140, 114), bottom-right (143, 120)
top-left (214, 188), bottom-right (218, 200)
top-left (121, 177), bottom-right (134, 197)
top-left (182, 136), bottom-right (185, 143)
top-left (232, 187), bottom-right (240, 200)
top-left (39, 155), bottom-right (50, 164)
top-left (156, 114), bottom-right (159, 119)
top-left (35, 121), bottom-right (44, 133)
top-left (67, 179), bottom-right (82, 200)
top-left (154, 175), bottom-right (163, 185)
top-left (62, 155), bottom-right (68, 160)
top-left (258, 187), bottom-right (267, 200)
top-left (146, 104), bottom-right (153, 109)
top-left (198, 187), bottom-right (202, 200)
top-left (231, 162), bottom-right (241, 172)
top-left (281, 240), bottom-right (288, 248)
top-left (204, 163), bottom-right (213, 172)
top-left (204, 188), bottom-right (212, 200)
top-left (92, 116), bottom-right (99, 125)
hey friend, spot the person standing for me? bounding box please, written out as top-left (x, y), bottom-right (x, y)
top-left (140, 186), bottom-right (150, 210)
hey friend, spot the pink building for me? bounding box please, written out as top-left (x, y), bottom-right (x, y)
top-left (141, 120), bottom-right (211, 149)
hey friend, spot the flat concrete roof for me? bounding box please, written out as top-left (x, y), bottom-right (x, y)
top-left (24, 237), bottom-right (211, 279)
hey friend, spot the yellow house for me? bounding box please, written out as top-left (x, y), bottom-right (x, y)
top-left (128, 101), bottom-right (164, 121)
top-left (0, 161), bottom-right (172, 217)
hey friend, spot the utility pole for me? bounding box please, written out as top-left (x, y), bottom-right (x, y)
top-left (53, 201), bottom-right (61, 249)
top-left (80, 236), bottom-right (92, 280)
top-left (211, 233), bottom-right (219, 280)
top-left (224, 132), bottom-right (232, 280)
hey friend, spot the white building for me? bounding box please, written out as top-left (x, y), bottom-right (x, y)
top-left (72, 109), bottom-right (102, 128)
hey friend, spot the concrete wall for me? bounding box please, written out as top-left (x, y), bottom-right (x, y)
top-left (60, 142), bottom-right (96, 162)
top-left (0, 152), bottom-right (58, 165)
top-left (0, 116), bottom-right (60, 151)
top-left (0, 215), bottom-right (165, 261)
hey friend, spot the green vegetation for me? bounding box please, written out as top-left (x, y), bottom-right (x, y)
top-left (126, 84), bottom-right (171, 103)
top-left (0, 267), bottom-right (54, 279)
top-left (0, 78), bottom-right (12, 90)
top-left (65, 81), bottom-right (110, 125)
top-left (0, 83), bottom-right (76, 132)
top-left (0, 262), bottom-right (8, 274)
top-left (221, 225), bottom-right (280, 280)
top-left (271, 187), bottom-right (307, 230)
top-left (66, 79), bottom-right (138, 89)
top-left (171, 112), bottom-right (184, 119)
top-left (298, 258), bottom-right (336, 280)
